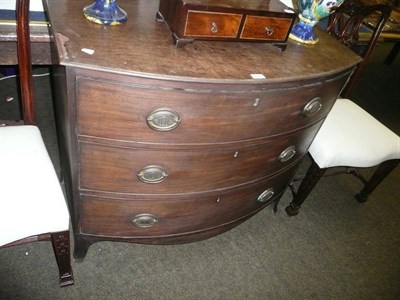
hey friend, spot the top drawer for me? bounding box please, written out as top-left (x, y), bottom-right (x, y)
top-left (77, 73), bottom-right (349, 144)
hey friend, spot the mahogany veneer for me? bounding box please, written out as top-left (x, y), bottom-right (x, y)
top-left (46, 0), bottom-right (361, 259)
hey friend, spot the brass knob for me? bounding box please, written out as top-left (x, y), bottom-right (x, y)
top-left (146, 108), bottom-right (181, 131)
top-left (132, 214), bottom-right (159, 228)
top-left (137, 165), bottom-right (168, 184)
top-left (303, 97), bottom-right (322, 116)
top-left (265, 27), bottom-right (274, 36)
top-left (211, 22), bottom-right (218, 33)
top-left (279, 146), bottom-right (296, 162)
top-left (258, 188), bottom-right (275, 202)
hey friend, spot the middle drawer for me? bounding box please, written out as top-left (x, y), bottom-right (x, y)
top-left (79, 122), bottom-right (321, 194)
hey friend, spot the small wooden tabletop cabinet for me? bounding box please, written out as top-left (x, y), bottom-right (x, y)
top-left (46, 0), bottom-right (361, 259)
top-left (156, 0), bottom-right (296, 49)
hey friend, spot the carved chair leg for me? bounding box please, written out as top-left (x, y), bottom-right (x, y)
top-left (51, 231), bottom-right (74, 287)
top-left (355, 159), bottom-right (399, 203)
top-left (286, 160), bottom-right (326, 216)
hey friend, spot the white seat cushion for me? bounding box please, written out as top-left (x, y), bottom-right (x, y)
top-left (0, 125), bottom-right (70, 246)
top-left (0, 0), bottom-right (44, 11)
top-left (309, 98), bottom-right (400, 169)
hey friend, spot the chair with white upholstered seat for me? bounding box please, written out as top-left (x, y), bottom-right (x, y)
top-left (285, 0), bottom-right (399, 216)
top-left (0, 0), bottom-right (73, 286)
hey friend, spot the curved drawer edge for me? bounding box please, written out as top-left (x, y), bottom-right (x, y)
top-left (79, 191), bottom-right (283, 244)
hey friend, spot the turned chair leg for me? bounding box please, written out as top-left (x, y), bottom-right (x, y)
top-left (51, 231), bottom-right (74, 287)
top-left (355, 159), bottom-right (399, 203)
top-left (286, 160), bottom-right (326, 216)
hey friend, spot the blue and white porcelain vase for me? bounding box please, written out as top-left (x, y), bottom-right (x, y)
top-left (289, 0), bottom-right (344, 44)
top-left (83, 0), bottom-right (127, 25)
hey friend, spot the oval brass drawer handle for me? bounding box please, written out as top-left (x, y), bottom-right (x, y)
top-left (146, 108), bottom-right (181, 131)
top-left (303, 97), bottom-right (322, 116)
top-left (132, 214), bottom-right (159, 228)
top-left (279, 146), bottom-right (296, 162)
top-left (137, 165), bottom-right (168, 184)
top-left (258, 188), bottom-right (275, 203)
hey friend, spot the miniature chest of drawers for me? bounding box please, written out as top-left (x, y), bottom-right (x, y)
top-left (47, 0), bottom-right (361, 259)
top-left (156, 0), bottom-right (296, 49)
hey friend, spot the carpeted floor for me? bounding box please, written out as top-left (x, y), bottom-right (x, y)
top-left (0, 41), bottom-right (399, 299)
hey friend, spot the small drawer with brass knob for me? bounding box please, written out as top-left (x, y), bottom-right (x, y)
top-left (184, 11), bottom-right (242, 38)
top-left (241, 15), bottom-right (293, 41)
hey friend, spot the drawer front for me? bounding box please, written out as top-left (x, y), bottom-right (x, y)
top-left (79, 122), bottom-right (321, 194)
top-left (77, 74), bottom-right (348, 144)
top-left (80, 166), bottom-right (295, 237)
top-left (184, 11), bottom-right (242, 38)
top-left (241, 16), bottom-right (293, 41)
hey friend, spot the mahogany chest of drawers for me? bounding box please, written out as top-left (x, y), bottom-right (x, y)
top-left (156, 0), bottom-right (296, 49)
top-left (47, 0), bottom-right (361, 259)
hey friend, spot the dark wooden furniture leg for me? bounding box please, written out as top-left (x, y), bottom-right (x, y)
top-left (51, 231), bottom-right (74, 287)
top-left (73, 236), bottom-right (92, 261)
top-left (286, 160), bottom-right (327, 216)
top-left (355, 159), bottom-right (399, 202)
top-left (384, 42), bottom-right (400, 65)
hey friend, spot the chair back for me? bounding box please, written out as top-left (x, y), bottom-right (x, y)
top-left (327, 0), bottom-right (391, 96)
top-left (16, 0), bottom-right (36, 125)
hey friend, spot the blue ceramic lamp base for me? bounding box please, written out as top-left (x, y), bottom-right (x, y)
top-left (83, 0), bottom-right (127, 25)
top-left (289, 0), bottom-right (345, 44)
top-left (289, 15), bottom-right (319, 44)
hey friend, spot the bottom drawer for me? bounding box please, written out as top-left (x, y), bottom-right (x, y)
top-left (80, 166), bottom-right (296, 238)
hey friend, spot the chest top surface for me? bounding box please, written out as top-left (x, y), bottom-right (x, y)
top-left (46, 0), bottom-right (361, 82)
